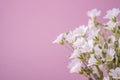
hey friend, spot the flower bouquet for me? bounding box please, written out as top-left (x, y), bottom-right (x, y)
top-left (53, 8), bottom-right (120, 80)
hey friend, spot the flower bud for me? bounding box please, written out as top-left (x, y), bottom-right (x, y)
top-left (78, 54), bottom-right (83, 60)
top-left (60, 41), bottom-right (64, 45)
top-left (104, 43), bottom-right (108, 49)
top-left (111, 28), bottom-right (116, 33)
top-left (79, 70), bottom-right (83, 74)
top-left (112, 17), bottom-right (117, 22)
top-left (114, 41), bottom-right (119, 48)
top-left (102, 50), bottom-right (106, 58)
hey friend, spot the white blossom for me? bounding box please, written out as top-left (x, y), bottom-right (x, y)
top-left (53, 33), bottom-right (64, 44)
top-left (72, 25), bottom-right (88, 37)
top-left (73, 37), bottom-right (86, 48)
top-left (109, 67), bottom-right (120, 79)
top-left (87, 9), bottom-right (101, 18)
top-left (106, 48), bottom-right (115, 61)
top-left (70, 49), bottom-right (81, 59)
top-left (87, 28), bottom-right (100, 40)
top-left (88, 54), bottom-right (98, 66)
top-left (105, 21), bottom-right (117, 30)
top-left (68, 59), bottom-right (82, 73)
top-left (94, 44), bottom-right (102, 57)
top-left (64, 31), bottom-right (76, 44)
top-left (104, 8), bottom-right (120, 20)
top-left (82, 39), bottom-right (94, 52)
top-left (103, 76), bottom-right (109, 80)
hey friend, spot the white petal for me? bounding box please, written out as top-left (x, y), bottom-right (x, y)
top-left (53, 33), bottom-right (64, 44)
top-left (109, 67), bottom-right (120, 79)
top-left (70, 49), bottom-right (81, 59)
top-left (104, 8), bottom-right (120, 19)
top-left (68, 59), bottom-right (82, 73)
top-left (88, 54), bottom-right (97, 66)
top-left (73, 37), bottom-right (86, 48)
top-left (87, 9), bottom-right (101, 18)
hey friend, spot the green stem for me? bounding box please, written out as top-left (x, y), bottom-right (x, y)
top-left (96, 65), bottom-right (103, 80)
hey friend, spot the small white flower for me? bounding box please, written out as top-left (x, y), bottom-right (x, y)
top-left (87, 22), bottom-right (100, 39)
top-left (82, 39), bottom-right (94, 52)
top-left (87, 9), bottom-right (101, 18)
top-left (103, 76), bottom-right (109, 80)
top-left (106, 48), bottom-right (115, 61)
top-left (87, 28), bottom-right (100, 40)
top-left (70, 49), bottom-right (81, 59)
top-left (73, 37), bottom-right (86, 48)
top-left (94, 44), bottom-right (102, 57)
top-left (53, 33), bottom-right (64, 44)
top-left (64, 31), bottom-right (76, 44)
top-left (88, 54), bottom-right (98, 66)
top-left (73, 25), bottom-right (88, 37)
top-left (68, 59), bottom-right (82, 73)
top-left (104, 8), bottom-right (120, 20)
top-left (105, 21), bottom-right (117, 30)
top-left (109, 67), bottom-right (120, 79)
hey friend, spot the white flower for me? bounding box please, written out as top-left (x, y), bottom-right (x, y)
top-left (73, 25), bottom-right (88, 37)
top-left (53, 8), bottom-right (120, 79)
top-left (88, 54), bottom-right (98, 66)
top-left (106, 48), bottom-right (115, 61)
top-left (64, 31), bottom-right (76, 44)
top-left (87, 27), bottom-right (100, 40)
top-left (87, 19), bottom-right (101, 39)
top-left (53, 33), bottom-right (64, 44)
top-left (70, 49), bottom-right (81, 59)
top-left (94, 44), bottom-right (102, 57)
top-left (82, 39), bottom-right (94, 52)
top-left (105, 21), bottom-right (117, 30)
top-left (73, 37), bottom-right (86, 48)
top-left (104, 8), bottom-right (120, 20)
top-left (109, 67), bottom-right (120, 79)
top-left (68, 59), bottom-right (82, 73)
top-left (87, 9), bottom-right (101, 18)
top-left (103, 76), bottom-right (109, 80)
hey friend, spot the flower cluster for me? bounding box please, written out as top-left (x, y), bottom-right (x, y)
top-left (53, 8), bottom-right (120, 80)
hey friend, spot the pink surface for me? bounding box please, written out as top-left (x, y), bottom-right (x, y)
top-left (0, 0), bottom-right (120, 80)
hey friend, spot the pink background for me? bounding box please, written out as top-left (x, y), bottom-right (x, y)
top-left (0, 0), bottom-right (120, 80)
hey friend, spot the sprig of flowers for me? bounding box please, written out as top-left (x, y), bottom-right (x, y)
top-left (53, 8), bottom-right (120, 80)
